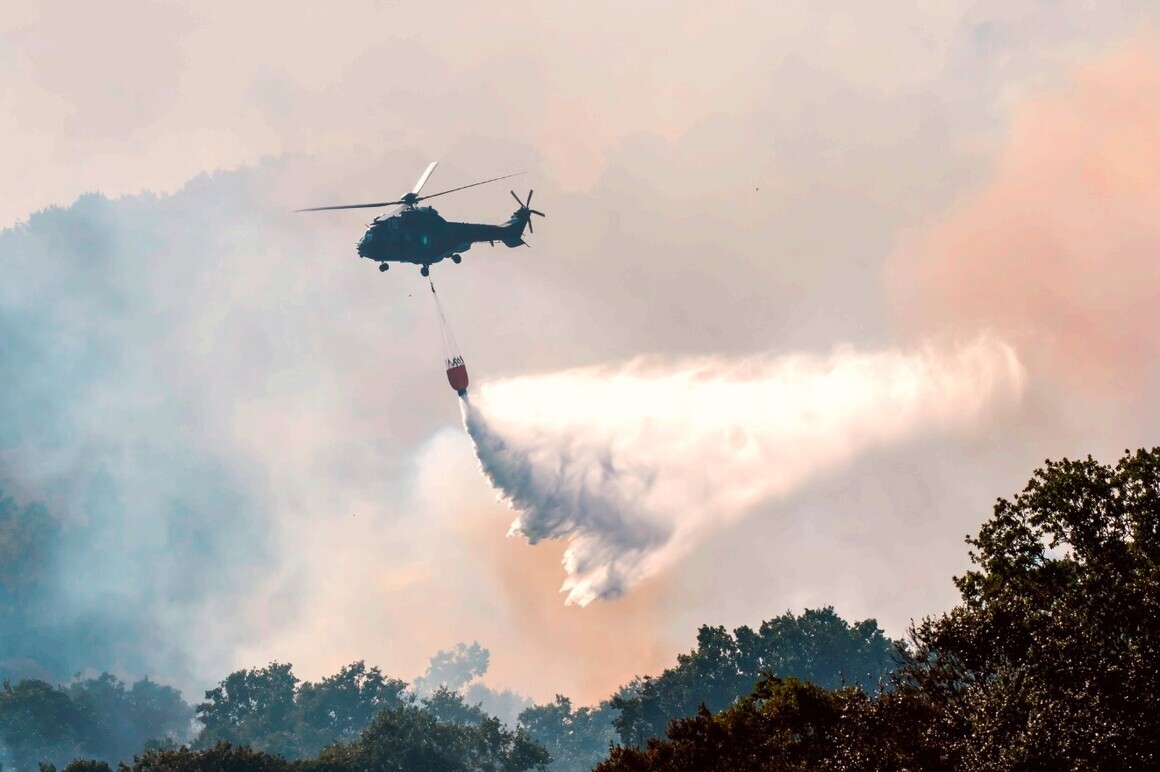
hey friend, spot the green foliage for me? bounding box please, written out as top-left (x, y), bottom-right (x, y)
top-left (68, 674), bottom-right (192, 763)
top-left (121, 741), bottom-right (290, 771)
top-left (598, 674), bottom-right (949, 772)
top-left (413, 642), bottom-right (490, 696)
top-left (0, 673), bottom-right (192, 770)
top-left (422, 687), bottom-right (489, 726)
top-left (598, 448), bottom-right (1160, 770)
top-left (293, 661), bottom-right (408, 758)
top-left (903, 448), bottom-right (1160, 769)
top-left (16, 448), bottom-right (1160, 769)
top-left (62, 761), bottom-right (112, 772)
top-left (195, 662), bottom-right (300, 758)
top-left (118, 705), bottom-right (551, 772)
top-left (315, 706), bottom-right (549, 772)
top-left (518, 695), bottom-right (617, 772)
top-left (195, 661), bottom-right (408, 760)
top-left (598, 676), bottom-right (845, 772)
top-left (0, 678), bottom-right (92, 770)
top-left (610, 608), bottom-right (898, 747)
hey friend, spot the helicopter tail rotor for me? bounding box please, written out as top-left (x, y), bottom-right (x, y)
top-left (510, 190), bottom-right (546, 234)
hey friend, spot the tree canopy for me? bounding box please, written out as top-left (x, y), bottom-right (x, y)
top-left (12, 448), bottom-right (1160, 770)
top-left (195, 660), bottom-right (408, 760)
top-left (600, 448), bottom-right (1160, 770)
top-left (0, 673), bottom-right (191, 771)
top-left (903, 448), bottom-right (1160, 769)
top-left (609, 607), bottom-right (898, 748)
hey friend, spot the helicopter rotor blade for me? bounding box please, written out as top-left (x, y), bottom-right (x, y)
top-left (416, 172), bottom-right (525, 203)
top-left (295, 200), bottom-right (404, 212)
top-left (374, 205), bottom-right (405, 221)
top-left (295, 170), bottom-right (525, 213)
top-left (510, 190), bottom-right (523, 207)
top-left (412, 161), bottom-right (438, 195)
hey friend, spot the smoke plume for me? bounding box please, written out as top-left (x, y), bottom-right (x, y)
top-left (889, 42), bottom-right (1160, 396)
top-left (463, 338), bottom-right (1026, 606)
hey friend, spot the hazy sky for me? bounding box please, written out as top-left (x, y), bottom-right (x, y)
top-left (3, 1), bottom-right (1160, 705)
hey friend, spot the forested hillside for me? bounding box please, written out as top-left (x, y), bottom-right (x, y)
top-left (4, 448), bottom-right (1160, 770)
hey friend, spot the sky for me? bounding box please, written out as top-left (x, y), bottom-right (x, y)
top-left (3, 1), bottom-right (1160, 706)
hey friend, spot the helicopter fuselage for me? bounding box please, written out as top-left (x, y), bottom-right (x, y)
top-left (296, 162), bottom-right (543, 274)
top-left (356, 206), bottom-right (528, 268)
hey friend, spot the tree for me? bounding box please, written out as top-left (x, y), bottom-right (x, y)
top-left (597, 674), bottom-right (951, 772)
top-left (735, 607), bottom-right (898, 690)
top-left (412, 642), bottom-right (490, 697)
top-left (598, 676), bottom-right (850, 772)
top-left (294, 661), bottom-right (407, 757)
top-left (422, 686), bottom-right (488, 726)
top-left (0, 679), bottom-right (93, 770)
top-left (463, 683), bottom-right (532, 730)
top-left (902, 448), bottom-right (1160, 769)
top-left (610, 609), bottom-right (898, 746)
top-left (0, 674), bottom-right (191, 770)
top-left (518, 695), bottom-right (617, 772)
top-left (67, 673), bottom-right (192, 764)
top-left (314, 705), bottom-right (549, 772)
top-left (124, 678), bottom-right (195, 749)
top-left (62, 761), bottom-right (112, 772)
top-left (121, 741), bottom-right (291, 772)
top-left (0, 492), bottom-right (63, 683)
top-left (598, 450), bottom-right (1160, 770)
top-left (195, 662), bottom-right (300, 758)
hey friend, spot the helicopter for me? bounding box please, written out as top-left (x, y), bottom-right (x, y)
top-left (295, 162), bottom-right (545, 276)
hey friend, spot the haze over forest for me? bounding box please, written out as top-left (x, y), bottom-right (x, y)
top-left (4, 0), bottom-right (1160, 749)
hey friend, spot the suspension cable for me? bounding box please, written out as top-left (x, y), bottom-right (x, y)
top-left (429, 276), bottom-right (460, 365)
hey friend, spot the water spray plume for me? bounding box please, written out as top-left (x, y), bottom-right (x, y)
top-left (462, 337), bottom-right (1025, 606)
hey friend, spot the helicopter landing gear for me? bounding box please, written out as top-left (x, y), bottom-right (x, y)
top-left (420, 265), bottom-right (430, 277)
top-left (451, 253), bottom-right (462, 264)
top-left (378, 263), bottom-right (389, 272)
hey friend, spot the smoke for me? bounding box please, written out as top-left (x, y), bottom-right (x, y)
top-left (6, 10), bottom-right (1156, 708)
top-left (0, 183), bottom-right (284, 687)
top-left (463, 338), bottom-right (1026, 606)
top-left (889, 41), bottom-right (1160, 397)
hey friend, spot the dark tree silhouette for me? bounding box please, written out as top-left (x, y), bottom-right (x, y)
top-left (518, 695), bottom-right (617, 771)
top-left (0, 678), bottom-right (91, 770)
top-left (293, 661), bottom-right (407, 757)
top-left (599, 449), bottom-right (1160, 770)
top-left (313, 705), bottom-right (549, 771)
top-left (610, 607), bottom-right (898, 747)
top-left (903, 448), bottom-right (1160, 769)
top-left (195, 662), bottom-right (300, 758)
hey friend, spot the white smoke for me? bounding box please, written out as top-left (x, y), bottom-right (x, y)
top-left (463, 337), bottom-right (1026, 606)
